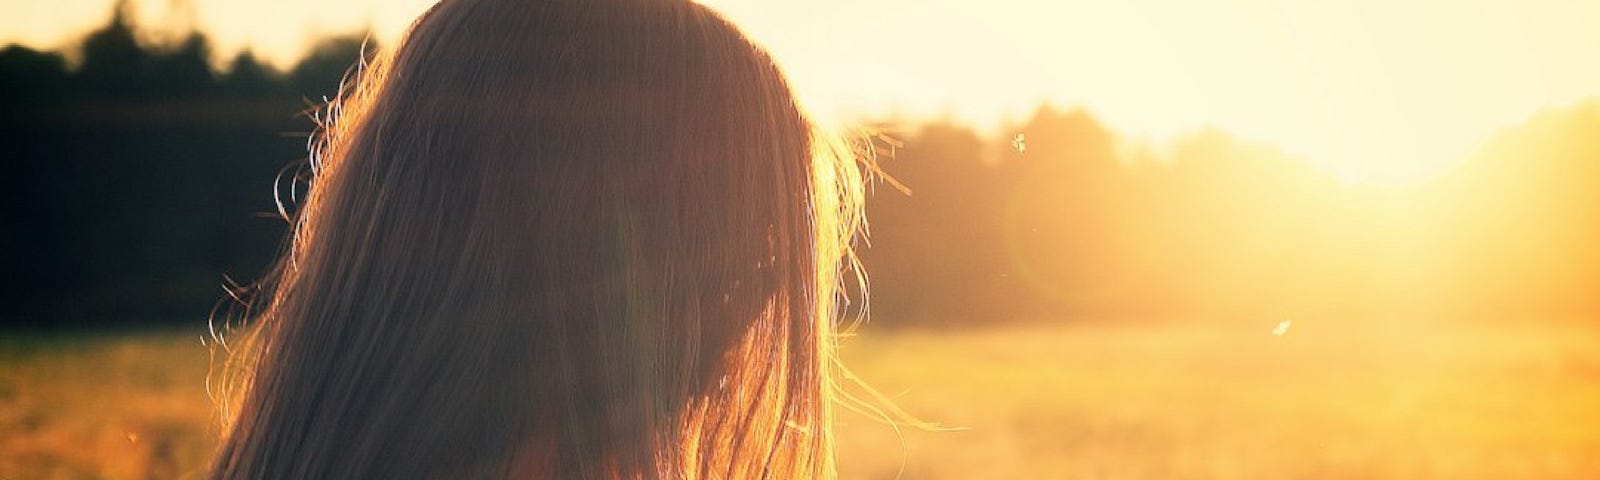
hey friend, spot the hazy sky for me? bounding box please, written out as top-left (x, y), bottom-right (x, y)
top-left (5, 0), bottom-right (1599, 184)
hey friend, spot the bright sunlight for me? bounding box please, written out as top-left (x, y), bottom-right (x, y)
top-left (6, 0), bottom-right (1600, 183)
top-left (4, 0), bottom-right (1599, 478)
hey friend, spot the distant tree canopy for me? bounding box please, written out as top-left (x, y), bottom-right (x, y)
top-left (2, 2), bottom-right (1596, 328)
top-left (290, 35), bottom-right (376, 100)
top-left (0, 2), bottom-right (375, 326)
top-left (0, 45), bottom-right (68, 100)
top-left (861, 103), bottom-right (1600, 326)
top-left (76, 0), bottom-right (146, 96)
top-left (2, 0), bottom-right (373, 107)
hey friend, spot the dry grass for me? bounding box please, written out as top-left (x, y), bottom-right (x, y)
top-left (0, 330), bottom-right (217, 480)
top-left (2, 321), bottom-right (1598, 479)
top-left (834, 321), bottom-right (1600, 479)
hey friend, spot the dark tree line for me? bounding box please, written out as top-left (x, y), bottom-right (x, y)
top-left (1, 1), bottom-right (374, 327)
top-left (4, 2), bottom-right (1596, 329)
top-left (861, 104), bottom-right (1600, 326)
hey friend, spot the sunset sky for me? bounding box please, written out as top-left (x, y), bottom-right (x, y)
top-left (5, 0), bottom-right (1599, 184)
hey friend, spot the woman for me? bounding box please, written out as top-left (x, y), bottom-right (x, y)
top-left (209, 0), bottom-right (869, 477)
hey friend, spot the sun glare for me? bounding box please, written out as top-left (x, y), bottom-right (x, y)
top-left (698, 0), bottom-right (1600, 187)
top-left (4, 0), bottom-right (1597, 186)
top-left (4, 0), bottom-right (1600, 479)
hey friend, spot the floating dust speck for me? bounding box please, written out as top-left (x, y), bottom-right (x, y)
top-left (1011, 133), bottom-right (1027, 154)
top-left (1272, 320), bottom-right (1292, 336)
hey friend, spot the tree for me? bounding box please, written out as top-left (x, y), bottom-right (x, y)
top-left (78, 0), bottom-right (148, 96)
top-left (290, 33), bottom-right (377, 101)
top-left (220, 49), bottom-right (281, 96)
top-left (148, 31), bottom-right (216, 96)
top-left (0, 45), bottom-right (69, 105)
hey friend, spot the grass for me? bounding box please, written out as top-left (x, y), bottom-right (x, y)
top-left (834, 321), bottom-right (1600, 479)
top-left (0, 330), bottom-right (217, 480)
top-left (2, 321), bottom-right (1598, 479)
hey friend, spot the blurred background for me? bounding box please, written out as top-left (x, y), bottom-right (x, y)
top-left (2, 0), bottom-right (1598, 478)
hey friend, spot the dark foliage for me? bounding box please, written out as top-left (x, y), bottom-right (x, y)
top-left (3, 2), bottom-right (1595, 329)
top-left (0, 2), bottom-right (374, 327)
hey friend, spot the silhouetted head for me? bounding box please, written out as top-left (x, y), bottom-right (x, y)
top-left (210, 0), bottom-right (866, 478)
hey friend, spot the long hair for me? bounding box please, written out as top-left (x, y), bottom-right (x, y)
top-left (209, 0), bottom-right (868, 477)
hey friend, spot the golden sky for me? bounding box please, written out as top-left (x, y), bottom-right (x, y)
top-left (5, 0), bottom-right (1599, 184)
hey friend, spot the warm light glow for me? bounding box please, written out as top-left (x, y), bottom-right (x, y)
top-left (4, 2), bottom-right (1598, 479)
top-left (5, 0), bottom-right (1600, 184)
top-left (700, 0), bottom-right (1600, 186)
top-left (1272, 320), bottom-right (1291, 336)
top-left (3, 0), bottom-right (1600, 184)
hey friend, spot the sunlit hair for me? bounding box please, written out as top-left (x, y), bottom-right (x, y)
top-left (208, 0), bottom-right (872, 477)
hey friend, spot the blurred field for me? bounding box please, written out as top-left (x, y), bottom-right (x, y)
top-left (0, 331), bottom-right (216, 480)
top-left (835, 321), bottom-right (1600, 479)
top-left (3, 321), bottom-right (1599, 479)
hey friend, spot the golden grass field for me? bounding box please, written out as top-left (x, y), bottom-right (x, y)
top-left (3, 321), bottom-right (1599, 479)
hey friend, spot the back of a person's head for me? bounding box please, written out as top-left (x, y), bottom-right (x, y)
top-left (209, 0), bottom-right (866, 478)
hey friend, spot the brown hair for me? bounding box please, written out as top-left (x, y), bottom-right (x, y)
top-left (209, 0), bottom-right (867, 477)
